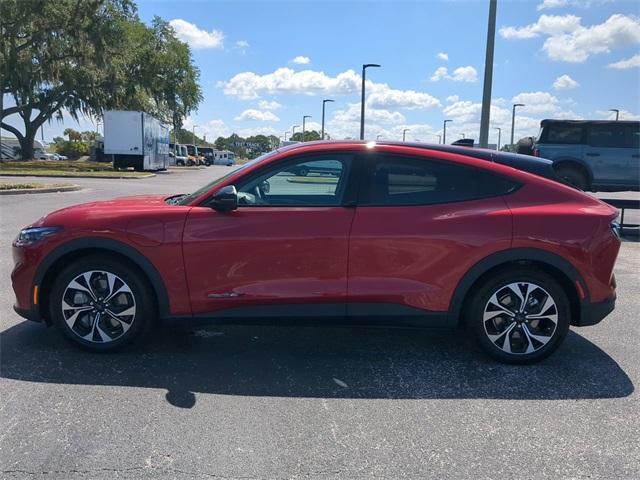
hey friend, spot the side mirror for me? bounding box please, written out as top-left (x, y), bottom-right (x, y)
top-left (209, 185), bottom-right (238, 212)
top-left (260, 180), bottom-right (270, 194)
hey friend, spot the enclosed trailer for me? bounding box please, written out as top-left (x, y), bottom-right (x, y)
top-left (103, 111), bottom-right (169, 171)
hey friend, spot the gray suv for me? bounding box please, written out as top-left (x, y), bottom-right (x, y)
top-left (533, 120), bottom-right (640, 191)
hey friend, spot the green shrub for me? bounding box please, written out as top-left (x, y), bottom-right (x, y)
top-left (54, 141), bottom-right (90, 159)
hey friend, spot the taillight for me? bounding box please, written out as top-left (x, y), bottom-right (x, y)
top-left (611, 211), bottom-right (621, 239)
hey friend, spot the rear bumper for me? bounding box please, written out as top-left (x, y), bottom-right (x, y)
top-left (577, 294), bottom-right (616, 327)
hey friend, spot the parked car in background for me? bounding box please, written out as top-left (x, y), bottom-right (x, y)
top-left (12, 141), bottom-right (620, 364)
top-left (533, 119), bottom-right (640, 192)
top-left (197, 147), bottom-right (215, 166)
top-left (213, 150), bottom-right (235, 166)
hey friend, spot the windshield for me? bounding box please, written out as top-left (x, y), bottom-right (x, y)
top-left (175, 150), bottom-right (280, 206)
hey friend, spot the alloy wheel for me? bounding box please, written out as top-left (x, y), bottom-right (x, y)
top-left (483, 282), bottom-right (558, 355)
top-left (61, 270), bottom-right (136, 343)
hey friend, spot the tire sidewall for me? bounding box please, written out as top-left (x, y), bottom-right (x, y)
top-left (49, 256), bottom-right (154, 352)
top-left (469, 269), bottom-right (571, 364)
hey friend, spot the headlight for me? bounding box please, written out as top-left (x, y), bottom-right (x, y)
top-left (15, 226), bottom-right (63, 246)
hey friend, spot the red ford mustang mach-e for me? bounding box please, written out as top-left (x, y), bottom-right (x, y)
top-left (11, 141), bottom-right (621, 363)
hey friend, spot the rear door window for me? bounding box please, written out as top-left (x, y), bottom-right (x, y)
top-left (361, 155), bottom-right (519, 206)
top-left (545, 124), bottom-right (584, 144)
top-left (588, 124), bottom-right (628, 148)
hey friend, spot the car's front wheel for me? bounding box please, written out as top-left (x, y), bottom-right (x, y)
top-left (49, 255), bottom-right (155, 352)
top-left (468, 269), bottom-right (570, 364)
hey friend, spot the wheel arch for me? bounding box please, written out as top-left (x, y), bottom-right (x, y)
top-left (35, 237), bottom-right (170, 323)
top-left (451, 248), bottom-right (586, 327)
top-left (552, 157), bottom-right (593, 184)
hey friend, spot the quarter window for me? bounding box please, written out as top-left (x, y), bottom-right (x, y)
top-left (362, 156), bottom-right (518, 206)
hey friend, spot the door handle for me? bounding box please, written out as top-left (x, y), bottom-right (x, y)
top-left (586, 153), bottom-right (600, 157)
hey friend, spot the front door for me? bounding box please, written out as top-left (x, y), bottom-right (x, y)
top-left (182, 154), bottom-right (355, 317)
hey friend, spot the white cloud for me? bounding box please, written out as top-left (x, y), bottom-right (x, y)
top-left (333, 103), bottom-right (406, 126)
top-left (367, 88), bottom-right (441, 110)
top-left (169, 19), bottom-right (224, 49)
top-left (597, 109), bottom-right (640, 120)
top-left (607, 53), bottom-right (640, 69)
top-left (235, 40), bottom-right (249, 51)
top-left (430, 67), bottom-right (449, 81)
top-left (220, 67), bottom-right (362, 99)
top-left (511, 91), bottom-right (563, 114)
top-left (437, 52), bottom-right (449, 61)
top-left (234, 109), bottom-right (280, 122)
top-left (258, 100), bottom-right (282, 110)
top-left (553, 74), bottom-right (580, 90)
top-left (500, 14), bottom-right (640, 63)
top-left (451, 66), bottom-right (478, 82)
top-left (446, 95), bottom-right (460, 103)
top-left (430, 66), bottom-right (478, 82)
top-left (220, 67), bottom-right (441, 112)
top-left (291, 56), bottom-right (311, 65)
top-left (537, 0), bottom-right (569, 11)
top-left (499, 14), bottom-right (581, 39)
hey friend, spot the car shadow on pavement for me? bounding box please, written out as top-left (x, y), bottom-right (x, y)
top-left (1, 321), bottom-right (634, 408)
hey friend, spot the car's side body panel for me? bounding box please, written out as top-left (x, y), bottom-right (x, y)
top-left (182, 206), bottom-right (355, 315)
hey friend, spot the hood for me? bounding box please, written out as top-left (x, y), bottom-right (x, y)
top-left (33, 194), bottom-right (178, 228)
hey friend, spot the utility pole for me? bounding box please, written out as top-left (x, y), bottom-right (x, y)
top-left (510, 104), bottom-right (524, 146)
top-left (443, 119), bottom-right (452, 144)
top-left (360, 63), bottom-right (381, 140)
top-left (478, 0), bottom-right (497, 148)
top-left (302, 115), bottom-right (311, 142)
top-left (321, 99), bottom-right (334, 139)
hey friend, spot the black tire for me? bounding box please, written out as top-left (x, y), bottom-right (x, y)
top-left (297, 166), bottom-right (309, 176)
top-left (49, 255), bottom-right (156, 352)
top-left (555, 165), bottom-right (588, 191)
top-left (467, 269), bottom-right (570, 364)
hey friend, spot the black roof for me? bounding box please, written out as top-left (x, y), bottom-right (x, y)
top-left (540, 119), bottom-right (639, 126)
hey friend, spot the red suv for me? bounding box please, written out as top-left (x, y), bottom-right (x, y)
top-left (11, 141), bottom-right (621, 363)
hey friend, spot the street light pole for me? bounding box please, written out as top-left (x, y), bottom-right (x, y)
top-left (460, 133), bottom-right (466, 139)
top-left (292, 125), bottom-right (300, 141)
top-left (321, 99), bottom-right (334, 140)
top-left (478, 0), bottom-right (497, 148)
top-left (376, 134), bottom-right (382, 140)
top-left (360, 63), bottom-right (381, 140)
top-left (437, 134), bottom-right (442, 144)
top-left (192, 125), bottom-right (198, 146)
top-left (495, 127), bottom-right (501, 150)
top-left (510, 103), bottom-right (524, 147)
top-left (443, 119), bottom-right (452, 144)
top-left (609, 109), bottom-right (620, 121)
top-left (402, 129), bottom-right (410, 142)
top-left (284, 131), bottom-right (289, 141)
top-left (302, 115), bottom-right (311, 142)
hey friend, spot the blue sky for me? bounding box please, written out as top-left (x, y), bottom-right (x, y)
top-left (4, 0), bottom-right (640, 145)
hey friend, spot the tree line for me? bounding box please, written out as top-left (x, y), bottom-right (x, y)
top-left (1, 0), bottom-right (202, 159)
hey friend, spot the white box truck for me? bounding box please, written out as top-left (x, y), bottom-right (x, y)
top-left (103, 111), bottom-right (169, 171)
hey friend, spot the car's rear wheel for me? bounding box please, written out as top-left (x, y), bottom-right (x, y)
top-left (49, 255), bottom-right (155, 352)
top-left (555, 165), bottom-right (588, 191)
top-left (468, 269), bottom-right (570, 364)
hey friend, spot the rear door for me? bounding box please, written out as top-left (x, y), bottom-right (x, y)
top-left (585, 123), bottom-right (629, 187)
top-left (347, 152), bottom-right (515, 322)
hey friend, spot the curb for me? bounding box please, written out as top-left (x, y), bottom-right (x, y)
top-left (0, 172), bottom-right (155, 179)
top-left (0, 184), bottom-right (82, 195)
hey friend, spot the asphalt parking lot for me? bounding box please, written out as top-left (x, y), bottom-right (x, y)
top-left (1, 167), bottom-right (639, 479)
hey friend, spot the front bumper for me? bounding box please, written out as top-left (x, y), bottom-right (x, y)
top-left (13, 305), bottom-right (44, 323)
top-left (577, 294), bottom-right (616, 327)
